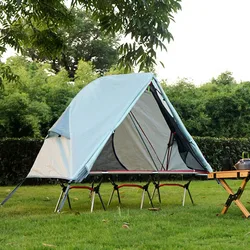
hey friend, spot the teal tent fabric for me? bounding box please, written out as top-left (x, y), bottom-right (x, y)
top-left (28, 73), bottom-right (212, 182)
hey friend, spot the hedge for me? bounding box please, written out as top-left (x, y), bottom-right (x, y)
top-left (194, 136), bottom-right (250, 172)
top-left (0, 138), bottom-right (43, 185)
top-left (1, 137), bottom-right (250, 185)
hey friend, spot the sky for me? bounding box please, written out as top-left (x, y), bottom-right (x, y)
top-left (156, 0), bottom-right (250, 85)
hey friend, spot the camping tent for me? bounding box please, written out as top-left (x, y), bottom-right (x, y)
top-left (1, 73), bottom-right (212, 210)
top-left (28, 72), bottom-right (212, 180)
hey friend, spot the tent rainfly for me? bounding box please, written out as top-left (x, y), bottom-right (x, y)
top-left (1, 73), bottom-right (212, 210)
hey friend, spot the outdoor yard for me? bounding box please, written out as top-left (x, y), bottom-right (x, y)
top-left (1, 179), bottom-right (250, 249)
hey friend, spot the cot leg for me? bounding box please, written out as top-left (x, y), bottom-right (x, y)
top-left (55, 184), bottom-right (72, 212)
top-left (56, 184), bottom-right (70, 213)
top-left (67, 193), bottom-right (72, 210)
top-left (89, 177), bottom-right (105, 212)
top-left (187, 188), bottom-right (194, 205)
top-left (89, 180), bottom-right (95, 198)
top-left (116, 189), bottom-right (121, 204)
top-left (183, 180), bottom-right (194, 205)
top-left (157, 188), bottom-right (161, 203)
top-left (91, 177), bottom-right (105, 211)
top-left (152, 182), bottom-right (161, 203)
top-left (140, 190), bottom-right (145, 209)
top-left (108, 178), bottom-right (121, 205)
top-left (141, 180), bottom-right (154, 209)
top-left (182, 188), bottom-right (187, 206)
top-left (97, 192), bottom-right (106, 211)
top-left (151, 176), bottom-right (161, 203)
top-left (151, 187), bottom-right (156, 200)
top-left (108, 189), bottom-right (115, 206)
top-left (54, 190), bottom-right (64, 212)
top-left (90, 191), bottom-right (95, 213)
top-left (147, 190), bottom-right (154, 208)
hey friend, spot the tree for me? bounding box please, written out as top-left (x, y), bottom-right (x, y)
top-left (0, 56), bottom-right (79, 137)
top-left (0, 63), bottom-right (20, 86)
top-left (204, 94), bottom-right (241, 137)
top-left (0, 57), bottom-right (51, 137)
top-left (74, 60), bottom-right (98, 89)
top-left (161, 75), bottom-right (250, 138)
top-left (0, 0), bottom-right (71, 57)
top-left (44, 69), bottom-right (78, 128)
top-left (163, 79), bottom-right (210, 136)
top-left (211, 71), bottom-right (236, 86)
top-left (0, 0), bottom-right (182, 75)
top-left (0, 91), bottom-right (51, 137)
top-left (24, 9), bottom-right (119, 78)
top-left (0, 55), bottom-right (104, 138)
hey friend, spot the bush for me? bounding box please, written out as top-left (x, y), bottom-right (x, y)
top-left (194, 136), bottom-right (250, 171)
top-left (0, 137), bottom-right (250, 185)
top-left (0, 138), bottom-right (43, 185)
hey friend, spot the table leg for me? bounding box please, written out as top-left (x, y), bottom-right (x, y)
top-left (219, 178), bottom-right (250, 218)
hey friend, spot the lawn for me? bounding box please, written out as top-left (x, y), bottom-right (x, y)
top-left (1, 180), bottom-right (250, 250)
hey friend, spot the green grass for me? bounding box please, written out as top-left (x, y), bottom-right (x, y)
top-left (1, 180), bottom-right (250, 249)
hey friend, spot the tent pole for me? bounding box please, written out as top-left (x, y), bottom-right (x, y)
top-left (129, 112), bottom-right (159, 170)
top-left (1, 179), bottom-right (26, 206)
top-left (165, 132), bottom-right (175, 170)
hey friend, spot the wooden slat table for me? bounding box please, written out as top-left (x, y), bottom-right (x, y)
top-left (208, 170), bottom-right (250, 218)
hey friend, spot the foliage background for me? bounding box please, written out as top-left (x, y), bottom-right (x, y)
top-left (1, 56), bottom-right (250, 139)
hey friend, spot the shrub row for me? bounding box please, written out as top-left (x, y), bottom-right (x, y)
top-left (0, 138), bottom-right (43, 185)
top-left (194, 136), bottom-right (250, 171)
top-left (0, 137), bottom-right (250, 185)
